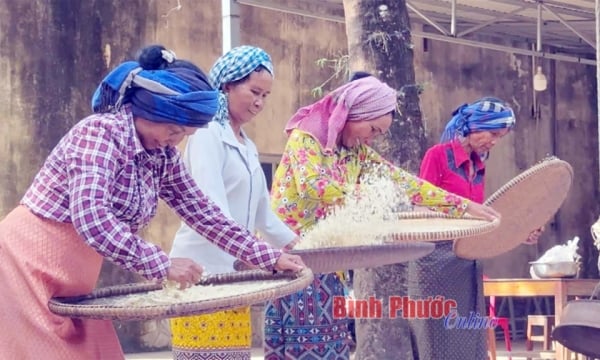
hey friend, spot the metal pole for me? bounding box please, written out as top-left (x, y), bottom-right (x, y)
top-left (542, 3), bottom-right (596, 49)
top-left (222, 0), bottom-right (241, 54)
top-left (410, 31), bottom-right (596, 65)
top-left (596, 0), bottom-right (600, 190)
top-left (235, 0), bottom-right (596, 65)
top-left (537, 1), bottom-right (542, 52)
top-left (451, 0), bottom-right (456, 36)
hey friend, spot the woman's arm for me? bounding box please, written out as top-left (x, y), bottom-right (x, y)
top-left (160, 154), bottom-right (281, 271)
top-left (363, 146), bottom-right (469, 217)
top-left (65, 125), bottom-right (170, 280)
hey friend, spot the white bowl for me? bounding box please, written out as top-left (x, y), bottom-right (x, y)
top-left (529, 261), bottom-right (579, 278)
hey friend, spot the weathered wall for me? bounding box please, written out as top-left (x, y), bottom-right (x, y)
top-left (413, 33), bottom-right (599, 278)
top-left (411, 34), bottom-right (598, 279)
top-left (3, 0), bottom-right (596, 276)
top-left (1, 0), bottom-right (599, 351)
top-left (552, 61), bottom-right (600, 277)
top-left (0, 0), bottom-right (152, 215)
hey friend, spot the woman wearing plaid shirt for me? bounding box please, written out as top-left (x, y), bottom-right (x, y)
top-left (0, 45), bottom-right (304, 359)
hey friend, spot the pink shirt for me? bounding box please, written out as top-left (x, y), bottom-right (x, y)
top-left (419, 140), bottom-right (485, 203)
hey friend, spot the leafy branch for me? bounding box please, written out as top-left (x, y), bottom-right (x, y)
top-left (311, 54), bottom-right (350, 97)
top-left (310, 53), bottom-right (427, 101)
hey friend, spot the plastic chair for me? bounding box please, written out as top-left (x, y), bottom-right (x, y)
top-left (484, 275), bottom-right (512, 354)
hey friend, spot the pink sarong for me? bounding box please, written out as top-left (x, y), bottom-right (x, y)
top-left (0, 206), bottom-right (124, 359)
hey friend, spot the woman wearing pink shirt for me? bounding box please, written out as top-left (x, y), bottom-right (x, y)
top-left (408, 97), bottom-right (540, 359)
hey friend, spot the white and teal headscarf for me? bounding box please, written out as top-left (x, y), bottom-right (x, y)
top-left (209, 45), bottom-right (274, 124)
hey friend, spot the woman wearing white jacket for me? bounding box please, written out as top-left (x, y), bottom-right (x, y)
top-left (169, 46), bottom-right (299, 360)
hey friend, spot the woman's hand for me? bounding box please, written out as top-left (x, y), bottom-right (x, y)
top-left (283, 236), bottom-right (302, 252)
top-left (167, 257), bottom-right (204, 289)
top-left (274, 253), bottom-right (306, 273)
top-left (524, 226), bottom-right (545, 245)
top-left (233, 246), bottom-right (305, 272)
top-left (465, 201), bottom-right (501, 221)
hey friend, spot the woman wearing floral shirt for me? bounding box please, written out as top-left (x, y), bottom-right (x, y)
top-left (272, 132), bottom-right (470, 233)
top-left (264, 76), bottom-right (498, 360)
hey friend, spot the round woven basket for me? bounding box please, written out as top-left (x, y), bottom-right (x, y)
top-left (290, 242), bottom-right (436, 273)
top-left (453, 157), bottom-right (573, 260)
top-left (48, 269), bottom-right (314, 321)
top-left (235, 212), bottom-right (498, 272)
top-left (387, 211), bottom-right (500, 242)
top-left (552, 283), bottom-right (600, 357)
top-left (236, 242), bottom-right (436, 273)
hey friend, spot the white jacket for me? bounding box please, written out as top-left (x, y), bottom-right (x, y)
top-left (169, 121), bottom-right (296, 274)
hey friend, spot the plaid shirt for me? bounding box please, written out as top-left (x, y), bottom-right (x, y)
top-left (22, 105), bottom-right (280, 280)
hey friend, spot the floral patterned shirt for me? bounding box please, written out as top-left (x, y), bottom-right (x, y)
top-left (271, 130), bottom-right (470, 234)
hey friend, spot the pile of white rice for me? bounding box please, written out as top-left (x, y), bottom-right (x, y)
top-left (295, 170), bottom-right (412, 250)
top-left (83, 279), bottom-right (291, 307)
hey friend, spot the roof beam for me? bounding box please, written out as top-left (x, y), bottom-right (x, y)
top-left (457, 5), bottom-right (529, 37)
top-left (494, 0), bottom-right (594, 18)
top-left (234, 0), bottom-right (596, 65)
top-left (406, 2), bottom-right (449, 36)
top-left (542, 2), bottom-right (596, 49)
top-left (412, 30), bottom-right (596, 65)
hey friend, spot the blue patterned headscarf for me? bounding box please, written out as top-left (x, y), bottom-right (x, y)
top-left (91, 61), bottom-right (219, 127)
top-left (209, 45), bottom-right (274, 124)
top-left (440, 97), bottom-right (516, 143)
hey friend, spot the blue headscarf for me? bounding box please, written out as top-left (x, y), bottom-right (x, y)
top-left (91, 61), bottom-right (219, 127)
top-left (440, 97), bottom-right (516, 143)
top-left (208, 45), bottom-right (274, 124)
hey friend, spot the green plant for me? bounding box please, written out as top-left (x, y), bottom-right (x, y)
top-left (311, 54), bottom-right (350, 97)
top-left (310, 54), bottom-right (427, 100)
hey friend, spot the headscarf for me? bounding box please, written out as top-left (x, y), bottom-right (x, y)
top-left (440, 97), bottom-right (516, 143)
top-left (285, 76), bottom-right (397, 152)
top-left (209, 45), bottom-right (274, 124)
top-left (91, 60), bottom-right (219, 127)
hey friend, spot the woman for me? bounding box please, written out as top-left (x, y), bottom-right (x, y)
top-left (263, 77), bottom-right (499, 360)
top-left (0, 44), bottom-right (304, 359)
top-left (408, 97), bottom-right (539, 359)
top-left (169, 46), bottom-right (300, 359)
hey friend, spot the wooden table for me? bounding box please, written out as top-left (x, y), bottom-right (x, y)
top-left (483, 278), bottom-right (598, 359)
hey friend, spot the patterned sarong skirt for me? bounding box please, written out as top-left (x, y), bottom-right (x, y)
top-left (170, 307), bottom-right (252, 360)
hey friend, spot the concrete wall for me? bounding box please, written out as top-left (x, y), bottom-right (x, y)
top-left (0, 0), bottom-right (598, 350)
top-left (412, 33), bottom-right (600, 277)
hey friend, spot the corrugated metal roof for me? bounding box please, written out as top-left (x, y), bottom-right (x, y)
top-left (407, 0), bottom-right (595, 54)
top-left (236, 0), bottom-right (597, 63)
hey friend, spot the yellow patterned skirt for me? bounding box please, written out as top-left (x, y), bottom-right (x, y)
top-left (170, 307), bottom-right (251, 360)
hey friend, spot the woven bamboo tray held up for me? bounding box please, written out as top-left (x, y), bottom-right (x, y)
top-left (388, 211), bottom-right (500, 242)
top-left (48, 269), bottom-right (314, 321)
top-left (453, 157), bottom-right (573, 260)
top-left (289, 242), bottom-right (436, 273)
top-left (338, 212), bottom-right (498, 271)
top-left (234, 212), bottom-right (499, 273)
top-left (236, 242), bottom-right (436, 273)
